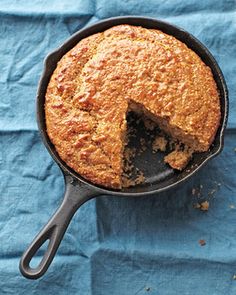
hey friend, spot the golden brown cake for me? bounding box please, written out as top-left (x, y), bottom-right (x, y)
top-left (45, 25), bottom-right (220, 189)
top-left (164, 150), bottom-right (192, 170)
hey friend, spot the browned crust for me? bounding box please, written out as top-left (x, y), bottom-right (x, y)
top-left (45, 25), bottom-right (221, 188)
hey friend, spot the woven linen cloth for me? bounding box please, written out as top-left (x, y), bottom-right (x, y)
top-left (0, 0), bottom-right (236, 294)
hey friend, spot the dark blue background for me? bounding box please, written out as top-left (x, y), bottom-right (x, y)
top-left (0, 1), bottom-right (236, 294)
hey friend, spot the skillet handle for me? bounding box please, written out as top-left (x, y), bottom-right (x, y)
top-left (19, 175), bottom-right (97, 279)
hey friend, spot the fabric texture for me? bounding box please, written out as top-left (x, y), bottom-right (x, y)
top-left (0, 1), bottom-right (236, 294)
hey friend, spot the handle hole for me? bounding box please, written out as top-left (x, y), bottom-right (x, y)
top-left (29, 239), bottom-right (50, 269)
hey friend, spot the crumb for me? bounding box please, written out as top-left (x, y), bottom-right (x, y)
top-left (193, 185), bottom-right (202, 198)
top-left (122, 146), bottom-right (145, 187)
top-left (122, 177), bottom-right (133, 188)
top-left (229, 204), bottom-right (235, 209)
top-left (143, 118), bottom-right (156, 130)
top-left (152, 136), bottom-right (167, 152)
top-left (122, 147), bottom-right (136, 186)
top-left (135, 171), bottom-right (145, 185)
top-left (193, 203), bottom-right (201, 209)
top-left (122, 171), bottom-right (145, 187)
top-left (193, 201), bottom-right (209, 211)
top-left (200, 201), bottom-right (209, 211)
top-left (200, 184), bottom-right (203, 189)
top-left (192, 188), bottom-right (196, 195)
top-left (127, 126), bottom-right (137, 138)
top-left (199, 239), bottom-right (206, 246)
top-left (164, 149), bottom-right (192, 170)
top-left (140, 138), bottom-right (145, 145)
top-left (145, 287), bottom-right (151, 292)
top-left (124, 147), bottom-right (136, 162)
top-left (233, 275), bottom-right (236, 280)
top-left (234, 148), bottom-right (236, 152)
top-left (139, 137), bottom-right (147, 154)
top-left (208, 189), bottom-right (216, 197)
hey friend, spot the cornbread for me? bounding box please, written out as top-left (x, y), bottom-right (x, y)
top-left (45, 25), bottom-right (220, 189)
top-left (164, 149), bottom-right (192, 170)
top-left (199, 239), bottom-right (206, 246)
top-left (152, 136), bottom-right (168, 152)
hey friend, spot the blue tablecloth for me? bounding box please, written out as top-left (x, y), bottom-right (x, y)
top-left (0, 1), bottom-right (236, 294)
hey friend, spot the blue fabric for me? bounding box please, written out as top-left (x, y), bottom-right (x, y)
top-left (0, 1), bottom-right (236, 294)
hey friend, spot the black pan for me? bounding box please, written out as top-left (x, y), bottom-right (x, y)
top-left (19, 16), bottom-right (228, 279)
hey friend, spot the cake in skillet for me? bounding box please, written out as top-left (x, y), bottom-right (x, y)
top-left (45, 25), bottom-right (220, 189)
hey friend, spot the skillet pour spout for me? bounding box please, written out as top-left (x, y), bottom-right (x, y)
top-left (19, 16), bottom-right (228, 279)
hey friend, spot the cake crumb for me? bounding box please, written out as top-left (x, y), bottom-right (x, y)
top-left (139, 138), bottom-right (147, 153)
top-left (192, 188), bottom-right (196, 195)
top-left (208, 188), bottom-right (217, 197)
top-left (124, 147), bottom-right (136, 163)
top-left (122, 146), bottom-right (145, 187)
top-left (164, 149), bottom-right (192, 170)
top-left (122, 171), bottom-right (145, 187)
top-left (145, 287), bottom-right (151, 292)
top-left (199, 239), bottom-right (206, 246)
top-left (122, 177), bottom-right (133, 188)
top-left (135, 171), bottom-right (145, 185)
top-left (143, 118), bottom-right (156, 130)
top-left (192, 185), bottom-right (203, 198)
top-left (152, 136), bottom-right (167, 152)
top-left (233, 275), bottom-right (236, 280)
top-left (127, 125), bottom-right (136, 138)
top-left (140, 138), bottom-right (145, 145)
top-left (200, 201), bottom-right (209, 211)
top-left (193, 201), bottom-right (209, 211)
top-left (193, 203), bottom-right (201, 209)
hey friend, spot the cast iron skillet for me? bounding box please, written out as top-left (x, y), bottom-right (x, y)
top-left (19, 16), bottom-right (228, 279)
